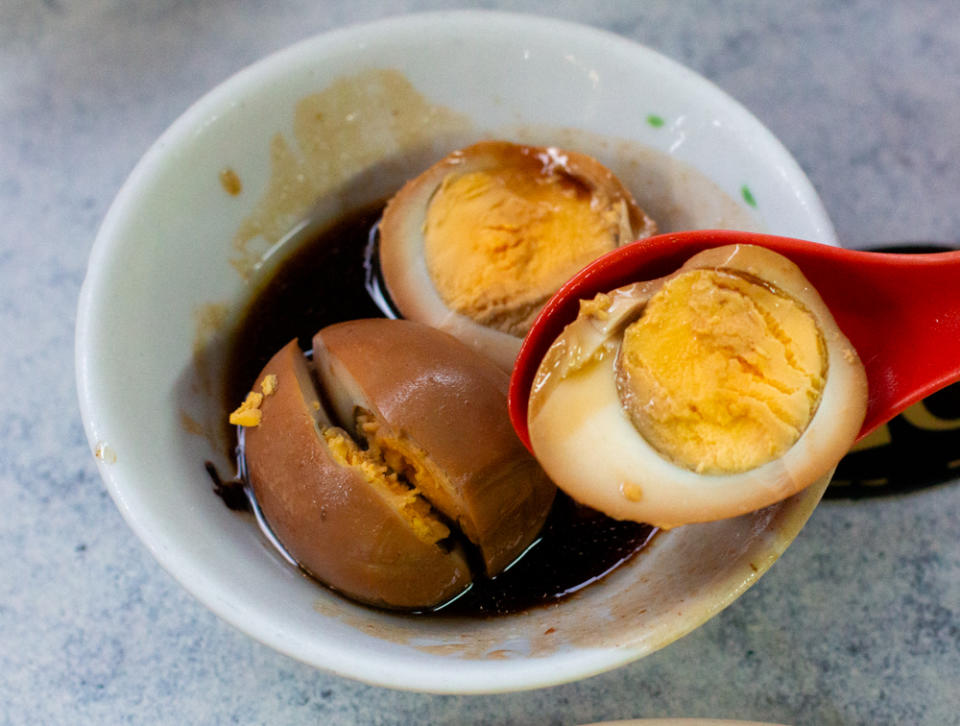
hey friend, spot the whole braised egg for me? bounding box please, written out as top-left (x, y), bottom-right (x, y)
top-left (238, 319), bottom-right (556, 610)
top-left (378, 140), bottom-right (656, 370)
top-left (527, 244), bottom-right (869, 528)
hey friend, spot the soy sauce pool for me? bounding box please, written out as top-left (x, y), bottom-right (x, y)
top-left (224, 204), bottom-right (386, 409)
top-left (221, 201), bottom-right (657, 616)
top-left (437, 494), bottom-right (656, 616)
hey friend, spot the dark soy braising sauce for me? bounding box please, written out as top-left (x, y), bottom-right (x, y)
top-left (220, 202), bottom-right (657, 617)
top-left (225, 205), bottom-right (386, 409)
top-left (438, 495), bottom-right (656, 616)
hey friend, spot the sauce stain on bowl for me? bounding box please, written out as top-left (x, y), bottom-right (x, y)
top-left (229, 68), bottom-right (472, 278)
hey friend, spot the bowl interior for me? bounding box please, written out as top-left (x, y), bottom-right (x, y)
top-left (76, 11), bottom-right (836, 693)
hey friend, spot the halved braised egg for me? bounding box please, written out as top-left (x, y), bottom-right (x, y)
top-left (312, 318), bottom-right (556, 577)
top-left (379, 141), bottom-right (656, 370)
top-left (241, 319), bottom-right (555, 609)
top-left (527, 244), bottom-right (868, 528)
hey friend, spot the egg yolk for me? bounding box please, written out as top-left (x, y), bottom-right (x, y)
top-left (423, 165), bottom-right (625, 336)
top-left (321, 427), bottom-right (451, 545)
top-left (616, 268), bottom-right (827, 473)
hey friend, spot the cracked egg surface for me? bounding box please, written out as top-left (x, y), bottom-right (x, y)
top-left (242, 319), bottom-right (555, 610)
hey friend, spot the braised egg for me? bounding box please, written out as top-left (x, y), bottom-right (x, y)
top-left (379, 140), bottom-right (656, 370)
top-left (312, 318), bottom-right (556, 577)
top-left (240, 319), bottom-right (555, 609)
top-left (527, 244), bottom-right (868, 528)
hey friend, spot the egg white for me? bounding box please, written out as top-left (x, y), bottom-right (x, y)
top-left (527, 244), bottom-right (868, 527)
top-left (378, 140), bottom-right (655, 371)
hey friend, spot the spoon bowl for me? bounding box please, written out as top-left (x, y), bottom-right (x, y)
top-left (509, 229), bottom-right (960, 449)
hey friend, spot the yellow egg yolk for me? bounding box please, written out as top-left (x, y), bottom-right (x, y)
top-left (616, 268), bottom-right (827, 473)
top-left (321, 428), bottom-right (450, 545)
top-left (423, 165), bottom-right (625, 336)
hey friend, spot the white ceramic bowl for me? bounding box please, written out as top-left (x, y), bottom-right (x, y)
top-left (76, 11), bottom-right (836, 693)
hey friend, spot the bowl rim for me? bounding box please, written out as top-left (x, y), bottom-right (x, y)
top-left (76, 9), bottom-right (837, 693)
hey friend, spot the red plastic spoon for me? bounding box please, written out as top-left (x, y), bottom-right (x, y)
top-left (508, 229), bottom-right (960, 450)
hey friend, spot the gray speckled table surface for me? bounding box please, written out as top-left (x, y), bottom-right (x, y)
top-left (2, 1), bottom-right (959, 724)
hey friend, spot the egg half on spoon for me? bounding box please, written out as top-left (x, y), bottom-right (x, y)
top-left (379, 140), bottom-right (656, 370)
top-left (527, 244), bottom-right (868, 528)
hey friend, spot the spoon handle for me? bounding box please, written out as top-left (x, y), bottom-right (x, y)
top-left (783, 246), bottom-right (960, 438)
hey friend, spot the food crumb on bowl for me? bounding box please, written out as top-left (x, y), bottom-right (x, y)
top-left (94, 442), bottom-right (117, 464)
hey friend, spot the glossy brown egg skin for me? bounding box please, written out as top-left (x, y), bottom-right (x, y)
top-left (314, 319), bottom-right (557, 576)
top-left (244, 320), bottom-right (557, 609)
top-left (243, 340), bottom-right (472, 610)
